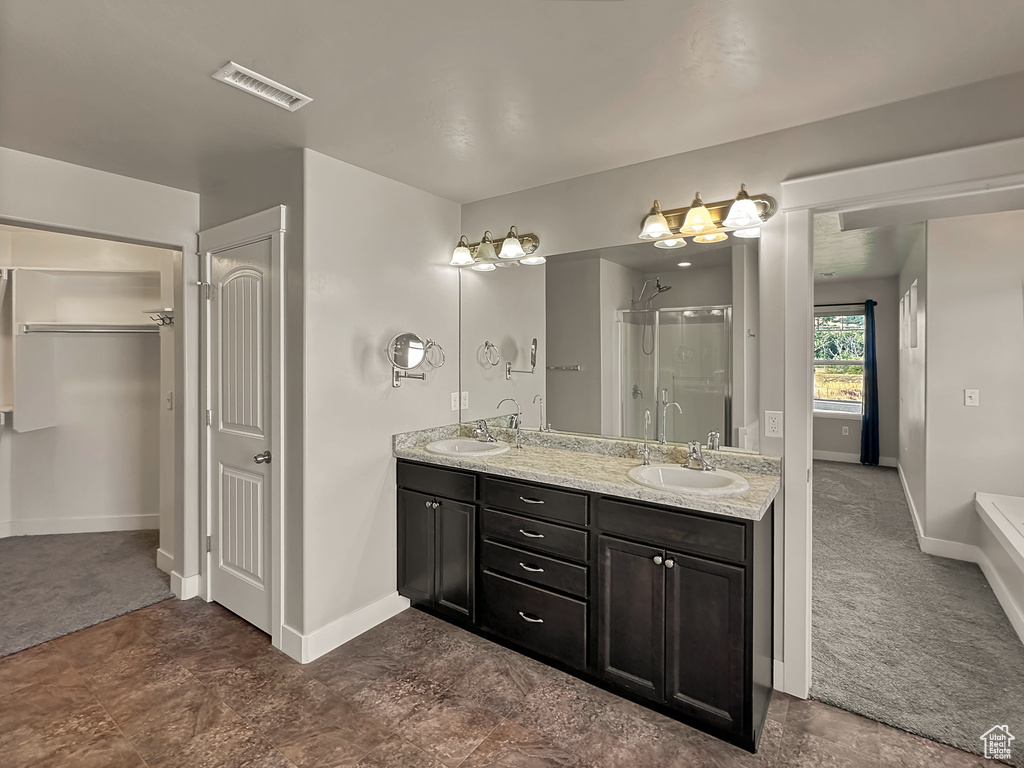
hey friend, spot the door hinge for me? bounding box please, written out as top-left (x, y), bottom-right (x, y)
top-left (206, 535), bottom-right (212, 553)
top-left (196, 280), bottom-right (211, 300)
top-left (206, 409), bottom-right (212, 427)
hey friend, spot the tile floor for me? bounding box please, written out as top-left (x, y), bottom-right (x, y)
top-left (0, 599), bottom-right (996, 767)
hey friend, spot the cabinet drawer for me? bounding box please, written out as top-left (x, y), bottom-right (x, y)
top-left (482, 477), bottom-right (588, 526)
top-left (482, 509), bottom-right (589, 563)
top-left (598, 498), bottom-right (746, 563)
top-left (479, 572), bottom-right (587, 669)
top-left (481, 540), bottom-right (588, 598)
top-left (398, 461), bottom-right (476, 503)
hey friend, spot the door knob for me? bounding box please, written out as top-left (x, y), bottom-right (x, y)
top-left (253, 451), bottom-right (272, 464)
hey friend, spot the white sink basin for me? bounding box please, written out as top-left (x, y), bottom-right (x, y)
top-left (425, 438), bottom-right (511, 457)
top-left (628, 464), bottom-right (750, 496)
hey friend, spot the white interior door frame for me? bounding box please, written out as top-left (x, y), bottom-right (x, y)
top-left (775, 135), bottom-right (1024, 699)
top-left (198, 206), bottom-right (286, 648)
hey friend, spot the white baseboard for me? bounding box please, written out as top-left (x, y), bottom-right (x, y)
top-left (897, 463), bottom-right (925, 540)
top-left (156, 547), bottom-right (174, 574)
top-left (171, 570), bottom-right (201, 599)
top-left (0, 514), bottom-right (159, 538)
top-left (813, 450), bottom-right (897, 467)
top-left (280, 591), bottom-right (411, 664)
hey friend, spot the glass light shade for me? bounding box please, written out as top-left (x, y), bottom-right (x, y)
top-left (498, 227), bottom-right (525, 259)
top-left (653, 237), bottom-right (687, 249)
top-left (471, 262), bottom-right (496, 272)
top-left (678, 193), bottom-right (714, 235)
top-left (639, 200), bottom-right (671, 240)
top-left (449, 237), bottom-right (474, 267)
top-left (733, 227), bottom-right (761, 238)
top-left (520, 255), bottom-right (546, 265)
top-left (722, 185), bottom-right (761, 229)
top-left (693, 231), bottom-right (728, 244)
top-left (474, 231), bottom-right (498, 267)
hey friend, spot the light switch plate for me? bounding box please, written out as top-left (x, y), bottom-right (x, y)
top-left (764, 410), bottom-right (783, 437)
top-left (964, 389), bottom-right (980, 407)
top-left (461, 391), bottom-right (470, 409)
top-left (842, 425), bottom-right (849, 436)
top-left (450, 392), bottom-right (459, 412)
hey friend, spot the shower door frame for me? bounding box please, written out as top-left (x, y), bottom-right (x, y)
top-left (617, 304), bottom-right (733, 445)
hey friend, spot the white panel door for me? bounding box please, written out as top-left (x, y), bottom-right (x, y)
top-left (209, 238), bottom-right (272, 632)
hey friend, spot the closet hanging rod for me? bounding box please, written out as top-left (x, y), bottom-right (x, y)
top-left (547, 365), bottom-right (583, 372)
top-left (20, 323), bottom-right (159, 335)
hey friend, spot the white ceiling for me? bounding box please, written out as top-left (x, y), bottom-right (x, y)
top-left (4, 1), bottom-right (1024, 203)
top-left (556, 237), bottom-right (738, 274)
top-left (813, 213), bottom-right (922, 282)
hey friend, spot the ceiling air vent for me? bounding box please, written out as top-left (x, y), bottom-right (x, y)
top-left (212, 62), bottom-right (312, 112)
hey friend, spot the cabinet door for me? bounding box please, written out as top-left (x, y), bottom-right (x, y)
top-left (665, 552), bottom-right (745, 732)
top-left (398, 489), bottom-right (435, 605)
top-left (597, 536), bottom-right (665, 701)
top-left (435, 498), bottom-right (475, 619)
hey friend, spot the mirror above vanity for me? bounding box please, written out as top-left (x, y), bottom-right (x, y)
top-left (459, 237), bottom-right (762, 451)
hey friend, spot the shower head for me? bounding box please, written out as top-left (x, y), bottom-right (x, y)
top-left (656, 280), bottom-right (672, 293)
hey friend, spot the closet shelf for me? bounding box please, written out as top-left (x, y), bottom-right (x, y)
top-left (19, 323), bottom-right (160, 335)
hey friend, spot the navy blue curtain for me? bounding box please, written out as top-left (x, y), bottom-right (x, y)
top-left (860, 300), bottom-right (880, 465)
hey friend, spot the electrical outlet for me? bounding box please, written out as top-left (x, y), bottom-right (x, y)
top-left (841, 425), bottom-right (849, 436)
top-left (964, 389), bottom-right (980, 407)
top-left (461, 391), bottom-right (470, 409)
top-left (450, 392), bottom-right (459, 412)
top-left (764, 410), bottom-right (783, 437)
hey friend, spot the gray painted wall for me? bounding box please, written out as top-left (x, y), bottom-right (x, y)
top-left (899, 228), bottom-right (927, 530)
top-left (813, 276), bottom-right (900, 462)
top-left (546, 259), bottom-right (601, 434)
top-left (924, 210), bottom-right (1024, 545)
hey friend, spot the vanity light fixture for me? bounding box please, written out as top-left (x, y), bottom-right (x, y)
top-left (653, 236), bottom-right (687, 250)
top-left (722, 184), bottom-right (761, 229)
top-left (450, 235), bottom-right (475, 267)
top-left (678, 193), bottom-right (714, 236)
top-left (637, 187), bottom-right (776, 246)
top-left (451, 228), bottom-right (542, 271)
top-left (498, 226), bottom-right (525, 259)
top-left (639, 200), bottom-right (672, 240)
top-left (692, 231), bottom-right (728, 244)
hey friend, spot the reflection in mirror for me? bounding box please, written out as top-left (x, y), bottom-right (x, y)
top-left (386, 332), bottom-right (426, 370)
top-left (459, 238), bottom-right (761, 451)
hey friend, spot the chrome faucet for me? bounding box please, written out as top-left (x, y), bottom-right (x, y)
top-left (706, 429), bottom-right (720, 451)
top-left (686, 441), bottom-right (715, 471)
top-left (636, 409), bottom-right (652, 466)
top-left (533, 394), bottom-right (549, 432)
top-left (497, 398), bottom-right (523, 449)
top-left (473, 419), bottom-right (496, 443)
top-left (661, 402), bottom-right (682, 444)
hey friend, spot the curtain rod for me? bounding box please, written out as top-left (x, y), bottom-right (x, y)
top-left (814, 301), bottom-right (874, 308)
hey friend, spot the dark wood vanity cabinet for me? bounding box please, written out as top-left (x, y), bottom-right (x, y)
top-left (396, 459), bottom-right (774, 752)
top-left (396, 463), bottom-right (476, 621)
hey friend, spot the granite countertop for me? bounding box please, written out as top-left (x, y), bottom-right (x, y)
top-left (393, 424), bottom-right (780, 522)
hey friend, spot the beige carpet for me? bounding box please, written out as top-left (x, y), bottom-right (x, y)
top-left (811, 460), bottom-right (1024, 765)
top-left (0, 530), bottom-right (172, 657)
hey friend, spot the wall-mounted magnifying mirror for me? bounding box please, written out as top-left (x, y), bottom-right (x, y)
top-left (506, 337), bottom-right (539, 380)
top-left (386, 332), bottom-right (429, 387)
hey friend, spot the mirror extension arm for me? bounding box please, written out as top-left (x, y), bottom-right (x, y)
top-left (506, 337), bottom-right (539, 380)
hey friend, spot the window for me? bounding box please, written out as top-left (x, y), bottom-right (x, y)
top-left (813, 313), bottom-right (864, 415)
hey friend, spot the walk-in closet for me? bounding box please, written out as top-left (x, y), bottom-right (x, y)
top-left (0, 224), bottom-right (178, 655)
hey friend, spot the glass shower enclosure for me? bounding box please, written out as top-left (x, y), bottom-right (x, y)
top-left (619, 305), bottom-right (732, 445)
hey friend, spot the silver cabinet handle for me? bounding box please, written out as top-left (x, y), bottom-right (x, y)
top-left (432, 502), bottom-right (440, 509)
top-left (253, 450), bottom-right (272, 464)
top-left (425, 501), bottom-right (432, 508)
top-left (519, 496), bottom-right (545, 504)
top-left (653, 556), bottom-right (663, 565)
top-left (665, 559), bottom-right (675, 569)
top-left (519, 529), bottom-right (544, 538)
top-left (519, 562), bottom-right (545, 573)
top-left (518, 611), bottom-right (544, 624)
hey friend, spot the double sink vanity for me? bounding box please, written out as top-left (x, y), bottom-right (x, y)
top-left (392, 421), bottom-right (780, 752)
